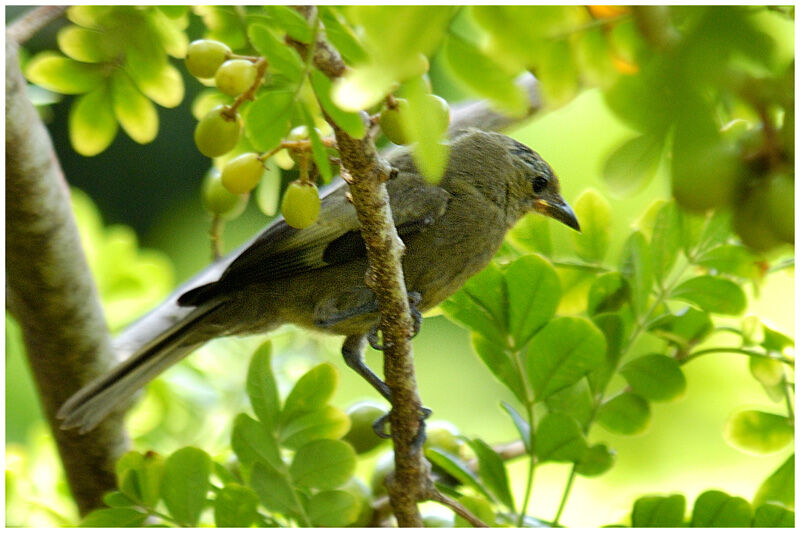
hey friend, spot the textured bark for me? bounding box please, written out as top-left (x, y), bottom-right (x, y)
top-left (6, 17), bottom-right (129, 515)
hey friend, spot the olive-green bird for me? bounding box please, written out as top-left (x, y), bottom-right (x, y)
top-left (59, 129), bottom-right (580, 432)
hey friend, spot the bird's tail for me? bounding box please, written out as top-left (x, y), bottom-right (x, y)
top-left (58, 302), bottom-right (222, 433)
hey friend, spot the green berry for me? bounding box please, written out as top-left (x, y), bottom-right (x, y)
top-left (288, 125), bottom-right (310, 141)
top-left (379, 98), bottom-right (410, 145)
top-left (343, 402), bottom-right (389, 455)
top-left (185, 39), bottom-right (231, 79)
top-left (194, 105), bottom-right (242, 158)
top-left (426, 94), bottom-right (450, 134)
top-left (201, 167), bottom-right (247, 219)
top-left (733, 181), bottom-right (782, 252)
top-left (765, 173), bottom-right (794, 244)
top-left (281, 180), bottom-right (320, 229)
top-left (221, 152), bottom-right (264, 194)
top-left (341, 478), bottom-right (373, 527)
top-left (424, 421), bottom-right (461, 456)
top-left (369, 452), bottom-right (394, 496)
top-left (215, 59), bottom-right (258, 97)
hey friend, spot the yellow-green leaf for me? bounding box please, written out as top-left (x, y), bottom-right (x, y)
top-left (57, 25), bottom-right (114, 63)
top-left (25, 52), bottom-right (107, 94)
top-left (111, 71), bottom-right (158, 144)
top-left (69, 84), bottom-right (118, 156)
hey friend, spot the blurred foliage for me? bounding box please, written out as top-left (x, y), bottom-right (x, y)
top-left (9, 4), bottom-right (795, 528)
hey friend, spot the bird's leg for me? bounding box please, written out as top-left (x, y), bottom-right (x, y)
top-left (342, 334), bottom-right (432, 452)
top-left (342, 334), bottom-right (391, 402)
top-left (367, 291), bottom-right (423, 351)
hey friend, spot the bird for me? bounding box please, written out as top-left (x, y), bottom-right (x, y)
top-left (58, 129), bottom-right (580, 433)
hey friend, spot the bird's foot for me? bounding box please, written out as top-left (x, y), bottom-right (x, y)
top-left (372, 406), bottom-right (432, 457)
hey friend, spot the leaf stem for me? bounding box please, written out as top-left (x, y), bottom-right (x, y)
top-left (516, 402), bottom-right (536, 527)
top-left (681, 347), bottom-right (794, 367)
top-left (551, 468), bottom-right (577, 527)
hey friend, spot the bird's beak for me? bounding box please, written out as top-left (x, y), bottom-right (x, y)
top-left (534, 197), bottom-right (581, 232)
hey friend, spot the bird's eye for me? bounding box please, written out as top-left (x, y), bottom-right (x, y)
top-left (532, 176), bottom-right (548, 194)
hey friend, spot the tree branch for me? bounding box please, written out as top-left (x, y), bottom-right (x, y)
top-left (6, 29), bottom-right (129, 515)
top-left (6, 6), bottom-right (67, 44)
top-left (290, 6), bottom-right (429, 525)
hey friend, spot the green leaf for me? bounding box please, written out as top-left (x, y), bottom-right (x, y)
top-left (534, 412), bottom-right (588, 463)
top-left (245, 89), bottom-right (295, 152)
top-left (500, 401), bottom-right (531, 452)
top-left (575, 443), bottom-right (615, 477)
top-left (471, 334), bottom-right (526, 404)
top-left (754, 454), bottom-right (794, 508)
top-left (619, 231), bottom-right (653, 317)
top-left (69, 85), bottom-right (118, 156)
top-left (161, 447), bottom-right (211, 527)
top-left (724, 410), bottom-right (793, 454)
top-left (289, 439), bottom-right (356, 490)
top-left (587, 312), bottom-right (628, 394)
top-left (318, 7), bottom-right (367, 64)
top-left (749, 356), bottom-right (785, 387)
top-left (57, 25), bottom-right (113, 63)
top-left (80, 507), bottom-right (148, 527)
top-left (115, 451), bottom-right (163, 507)
top-left (308, 490), bottom-right (360, 527)
top-left (249, 461), bottom-right (300, 517)
top-left (507, 212), bottom-right (553, 256)
top-left (632, 494), bottom-right (686, 527)
top-left (231, 413), bottom-right (282, 471)
top-left (504, 254), bottom-right (560, 348)
top-left (602, 133), bottom-right (664, 194)
top-left (671, 275), bottom-right (746, 315)
top-left (403, 76), bottom-right (450, 182)
top-left (650, 202), bottom-right (682, 283)
top-left (110, 71), bottom-right (157, 144)
top-left (752, 503), bottom-right (795, 527)
top-left (620, 354), bottom-right (686, 402)
top-left (545, 378), bottom-right (594, 428)
top-left (648, 306), bottom-right (713, 348)
top-left (587, 272), bottom-right (630, 316)
top-left (280, 405), bottom-right (351, 449)
top-left (690, 490), bottom-right (751, 527)
top-left (425, 448), bottom-right (492, 501)
top-left (454, 494), bottom-right (496, 528)
top-left (442, 33), bottom-right (528, 117)
top-left (467, 438), bottom-right (515, 511)
top-left (214, 483), bottom-right (259, 527)
top-left (526, 317), bottom-right (606, 401)
top-left (248, 23), bottom-right (304, 80)
top-left (695, 244), bottom-right (760, 279)
top-left (264, 5), bottom-right (313, 43)
top-left (441, 262), bottom-right (508, 347)
top-left (282, 363), bottom-right (338, 421)
top-left (572, 189), bottom-right (612, 263)
top-left (597, 392), bottom-right (651, 435)
top-left (25, 52), bottom-right (106, 94)
top-left (310, 69), bottom-right (366, 139)
top-left (761, 324), bottom-right (794, 354)
top-left (246, 341), bottom-right (280, 432)
top-left (537, 39), bottom-right (580, 107)
top-left (302, 104), bottom-right (333, 181)
top-left (125, 30), bottom-right (183, 108)
top-left (103, 491), bottom-right (135, 508)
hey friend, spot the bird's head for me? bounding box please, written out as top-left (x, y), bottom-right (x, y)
top-left (506, 139), bottom-right (580, 232)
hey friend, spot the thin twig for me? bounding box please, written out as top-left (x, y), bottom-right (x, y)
top-left (427, 488), bottom-right (489, 527)
top-left (7, 6), bottom-right (67, 44)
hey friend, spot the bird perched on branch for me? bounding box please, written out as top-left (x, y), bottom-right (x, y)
top-left (59, 129), bottom-right (580, 432)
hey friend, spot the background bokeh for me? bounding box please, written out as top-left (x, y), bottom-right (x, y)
top-left (6, 5), bottom-right (794, 528)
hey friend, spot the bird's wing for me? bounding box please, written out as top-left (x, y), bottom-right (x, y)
top-left (206, 172), bottom-right (450, 293)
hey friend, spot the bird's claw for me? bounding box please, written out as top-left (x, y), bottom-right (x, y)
top-left (371, 406), bottom-right (433, 457)
top-left (367, 292), bottom-right (423, 351)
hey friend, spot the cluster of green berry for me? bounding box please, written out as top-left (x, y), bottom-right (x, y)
top-left (187, 39), bottom-right (321, 229)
